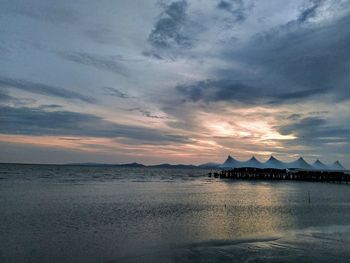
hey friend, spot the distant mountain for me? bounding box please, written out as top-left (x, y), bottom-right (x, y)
top-left (64, 162), bottom-right (202, 169)
top-left (64, 157), bottom-right (347, 171)
top-left (73, 162), bottom-right (199, 168)
top-left (149, 163), bottom-right (197, 169)
top-left (198, 162), bottom-right (220, 168)
top-left (65, 162), bottom-right (114, 166)
top-left (114, 162), bottom-right (146, 168)
top-left (65, 162), bottom-right (145, 167)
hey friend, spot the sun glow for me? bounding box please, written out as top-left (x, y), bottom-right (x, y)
top-left (206, 118), bottom-right (296, 142)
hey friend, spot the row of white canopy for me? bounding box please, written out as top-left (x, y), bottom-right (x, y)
top-left (220, 155), bottom-right (346, 171)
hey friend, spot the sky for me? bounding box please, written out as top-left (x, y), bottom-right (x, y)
top-left (0, 0), bottom-right (349, 166)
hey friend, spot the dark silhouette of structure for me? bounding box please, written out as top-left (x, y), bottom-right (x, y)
top-left (209, 167), bottom-right (349, 184)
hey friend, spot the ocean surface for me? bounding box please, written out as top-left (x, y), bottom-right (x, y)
top-left (1, 164), bottom-right (350, 262)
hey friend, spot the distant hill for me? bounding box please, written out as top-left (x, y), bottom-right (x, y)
top-left (113, 162), bottom-right (146, 168)
top-left (65, 162), bottom-right (115, 167)
top-left (63, 156), bottom-right (347, 171)
top-left (64, 162), bottom-right (203, 169)
top-left (65, 162), bottom-right (145, 167)
top-left (198, 162), bottom-right (220, 168)
top-left (149, 163), bottom-right (197, 169)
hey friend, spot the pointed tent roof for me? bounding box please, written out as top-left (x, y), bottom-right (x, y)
top-left (220, 155), bottom-right (244, 168)
top-left (262, 155), bottom-right (286, 169)
top-left (312, 159), bottom-right (329, 170)
top-left (225, 155), bottom-right (234, 162)
top-left (219, 155), bottom-right (346, 171)
top-left (329, 161), bottom-right (346, 171)
top-left (286, 157), bottom-right (313, 169)
top-left (241, 156), bottom-right (263, 168)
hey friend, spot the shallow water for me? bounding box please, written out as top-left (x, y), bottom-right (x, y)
top-left (1, 164), bottom-right (350, 262)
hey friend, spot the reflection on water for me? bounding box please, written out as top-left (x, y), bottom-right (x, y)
top-left (190, 182), bottom-right (297, 241)
top-left (1, 165), bottom-right (350, 262)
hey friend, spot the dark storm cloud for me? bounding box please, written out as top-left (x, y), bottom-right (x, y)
top-left (176, 80), bottom-right (260, 103)
top-left (279, 116), bottom-right (350, 144)
top-left (245, 13), bottom-right (350, 100)
top-left (217, 0), bottom-right (249, 23)
top-left (57, 52), bottom-right (128, 76)
top-left (176, 79), bottom-right (325, 104)
top-left (149, 1), bottom-right (191, 49)
top-left (0, 106), bottom-right (188, 144)
top-left (257, 0), bottom-right (346, 40)
top-left (296, 0), bottom-right (349, 24)
top-left (0, 77), bottom-right (95, 103)
top-left (176, 6), bottom-right (350, 105)
top-left (298, 0), bottom-right (323, 23)
top-left (279, 117), bottom-right (326, 136)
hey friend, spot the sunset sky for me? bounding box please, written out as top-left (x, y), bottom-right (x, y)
top-left (0, 0), bottom-right (349, 166)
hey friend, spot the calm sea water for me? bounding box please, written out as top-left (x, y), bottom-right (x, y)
top-left (1, 164), bottom-right (350, 262)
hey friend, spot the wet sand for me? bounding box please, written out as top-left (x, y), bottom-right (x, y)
top-left (123, 225), bottom-right (350, 262)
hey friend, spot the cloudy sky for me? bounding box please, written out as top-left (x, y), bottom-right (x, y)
top-left (0, 0), bottom-right (349, 166)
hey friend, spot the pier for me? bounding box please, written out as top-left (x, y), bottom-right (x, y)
top-left (209, 168), bottom-right (350, 184)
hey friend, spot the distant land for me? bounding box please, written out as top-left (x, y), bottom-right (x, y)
top-left (63, 157), bottom-right (348, 170)
top-left (0, 155), bottom-right (347, 171)
top-left (64, 162), bottom-right (219, 169)
top-left (0, 161), bottom-right (220, 169)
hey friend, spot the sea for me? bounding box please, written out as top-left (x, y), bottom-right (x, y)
top-left (1, 164), bottom-right (350, 262)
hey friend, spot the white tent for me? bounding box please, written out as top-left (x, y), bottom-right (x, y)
top-left (220, 155), bottom-right (263, 168)
top-left (262, 156), bottom-right (287, 169)
top-left (220, 155), bottom-right (346, 171)
top-left (219, 155), bottom-right (244, 168)
top-left (329, 161), bottom-right (346, 171)
top-left (312, 160), bottom-right (329, 170)
top-left (241, 156), bottom-right (263, 168)
top-left (284, 157), bottom-right (313, 169)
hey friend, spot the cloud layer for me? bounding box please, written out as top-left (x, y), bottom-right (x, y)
top-left (0, 77), bottom-right (95, 103)
top-left (0, 0), bottom-right (349, 165)
top-left (0, 105), bottom-right (187, 144)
